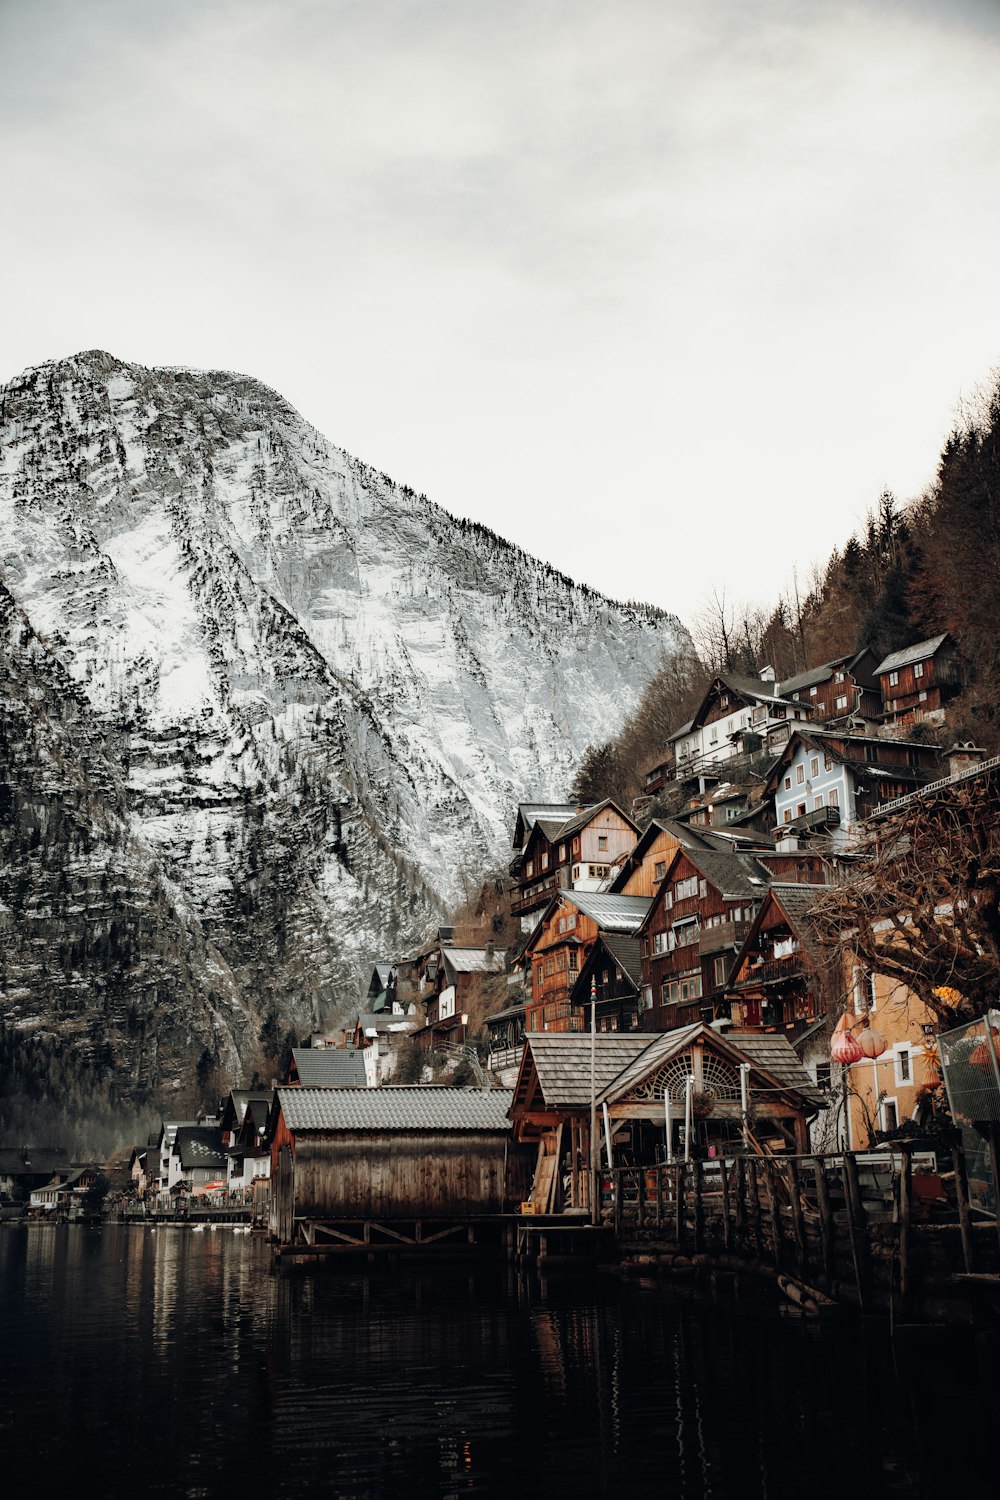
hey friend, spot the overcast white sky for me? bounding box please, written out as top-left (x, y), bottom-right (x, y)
top-left (3, 0), bottom-right (1000, 626)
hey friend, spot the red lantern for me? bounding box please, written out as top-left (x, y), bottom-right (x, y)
top-left (831, 1013), bottom-right (863, 1065)
top-left (970, 1040), bottom-right (992, 1069)
top-left (857, 1026), bottom-right (887, 1060)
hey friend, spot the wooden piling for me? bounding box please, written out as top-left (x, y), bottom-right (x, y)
top-left (786, 1157), bottom-right (806, 1276)
top-left (766, 1161), bottom-right (782, 1273)
top-left (674, 1163), bottom-right (685, 1248)
top-left (692, 1160), bottom-right (704, 1253)
top-left (952, 1146), bottom-right (974, 1273)
top-left (813, 1156), bottom-right (834, 1290)
top-left (897, 1144), bottom-right (912, 1316)
top-left (842, 1153), bottom-right (870, 1312)
top-left (720, 1157), bottom-right (732, 1251)
top-left (748, 1157), bottom-right (762, 1259)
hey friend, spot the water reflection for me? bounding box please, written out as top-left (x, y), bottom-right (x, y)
top-left (0, 1225), bottom-right (995, 1499)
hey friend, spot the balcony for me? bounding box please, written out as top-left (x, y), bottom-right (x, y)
top-left (510, 869), bottom-right (569, 917)
top-left (732, 953), bottom-right (803, 989)
top-left (699, 919), bottom-right (753, 957)
top-left (786, 804), bottom-right (841, 834)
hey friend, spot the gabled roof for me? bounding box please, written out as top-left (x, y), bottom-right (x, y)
top-left (875, 633), bottom-right (950, 675)
top-left (556, 890), bottom-right (652, 932)
top-left (570, 933), bottom-right (644, 1000)
top-left (731, 880), bottom-right (831, 974)
top-left (517, 1034), bottom-right (651, 1108)
top-left (276, 1086), bottom-right (514, 1133)
top-left (597, 1024), bottom-right (824, 1109)
top-left (552, 798), bottom-right (639, 842)
top-left (0, 1146), bottom-right (68, 1177)
top-left (724, 1033), bottom-right (826, 1105)
top-left (778, 648), bottom-right (873, 697)
top-left (441, 946), bottom-right (506, 977)
top-left (513, 803), bottom-right (584, 849)
top-left (763, 726), bottom-right (939, 794)
top-left (669, 845), bottom-right (772, 901)
top-left (173, 1127), bottom-right (227, 1172)
top-left (289, 1047), bottom-right (369, 1087)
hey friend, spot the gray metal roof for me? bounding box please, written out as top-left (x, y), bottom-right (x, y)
top-left (523, 1034), bottom-right (651, 1107)
top-left (875, 633), bottom-right (950, 675)
top-left (277, 1087), bottom-right (515, 1132)
top-left (442, 946), bottom-right (507, 975)
top-left (561, 890), bottom-right (652, 932)
top-left (290, 1048), bottom-right (369, 1087)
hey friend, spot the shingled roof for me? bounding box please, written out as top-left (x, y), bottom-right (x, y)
top-left (520, 1034), bottom-right (651, 1108)
top-left (289, 1048), bottom-right (369, 1087)
top-left (875, 633), bottom-right (950, 675)
top-left (276, 1087), bottom-right (515, 1133)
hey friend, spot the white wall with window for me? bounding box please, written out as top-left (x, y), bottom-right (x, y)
top-left (774, 739), bottom-right (855, 840)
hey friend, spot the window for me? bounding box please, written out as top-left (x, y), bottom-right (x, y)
top-left (652, 931), bottom-right (670, 955)
top-left (568, 950), bottom-right (578, 972)
top-left (525, 861), bottom-right (534, 878)
top-left (824, 753), bottom-right (833, 771)
top-left (835, 695), bottom-right (848, 710)
top-left (783, 809), bottom-right (792, 824)
top-left (813, 795), bottom-right (824, 809)
top-left (919, 691), bottom-right (927, 702)
top-left (913, 661), bottom-right (924, 678)
top-left (815, 1062), bottom-right (832, 1092)
top-left (784, 775), bottom-right (792, 790)
top-left (796, 764), bottom-right (805, 785)
top-left (662, 971), bottom-right (702, 1006)
top-left (675, 875), bottom-right (699, 901)
top-left (796, 802), bottom-right (807, 817)
top-left (597, 834), bottom-right (608, 851)
top-left (880, 1098), bottom-right (899, 1132)
top-left (558, 843), bottom-right (566, 861)
top-left (653, 860), bottom-right (666, 881)
top-left (541, 850), bottom-right (549, 870)
top-left (835, 670), bottom-right (845, 683)
top-left (894, 1048), bottom-right (911, 1085)
top-left (588, 864), bottom-right (609, 879)
top-left (810, 757), bottom-right (819, 778)
top-left (713, 955), bottom-right (729, 988)
top-left (671, 916), bottom-right (700, 948)
top-left (889, 670), bottom-right (899, 686)
top-left (809, 686), bottom-right (818, 697)
top-left (535, 964), bottom-right (543, 987)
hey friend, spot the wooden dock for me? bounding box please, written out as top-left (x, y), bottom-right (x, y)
top-left (601, 1147), bottom-right (1000, 1322)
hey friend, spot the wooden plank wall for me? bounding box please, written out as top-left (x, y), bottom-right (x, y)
top-left (291, 1131), bottom-right (534, 1219)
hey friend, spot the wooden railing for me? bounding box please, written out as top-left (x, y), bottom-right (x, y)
top-left (600, 1144), bottom-right (1000, 1315)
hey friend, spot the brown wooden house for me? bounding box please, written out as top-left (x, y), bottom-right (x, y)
top-left (511, 800), bottom-right (640, 926)
top-left (638, 846), bottom-right (772, 1032)
top-left (726, 883), bottom-right (833, 1039)
top-left (780, 647), bottom-right (883, 725)
top-left (875, 633), bottom-right (962, 727)
top-left (522, 890), bottom-right (651, 1034)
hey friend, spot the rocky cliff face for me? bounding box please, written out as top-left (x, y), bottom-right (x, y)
top-left (0, 350), bottom-right (689, 1117)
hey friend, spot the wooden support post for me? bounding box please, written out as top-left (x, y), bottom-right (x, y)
top-left (614, 1169), bottom-right (623, 1237)
top-left (637, 1167), bottom-right (645, 1230)
top-left (766, 1161), bottom-right (782, 1273)
top-left (692, 1160), bottom-right (704, 1253)
top-left (655, 1165), bottom-right (663, 1231)
top-left (720, 1156), bottom-right (732, 1252)
top-left (842, 1154), bottom-right (870, 1312)
top-left (952, 1146), bottom-right (975, 1274)
top-left (813, 1156), bottom-right (834, 1290)
top-left (786, 1157), bottom-right (806, 1276)
top-left (748, 1158), bottom-right (762, 1259)
top-left (734, 1156), bottom-right (746, 1246)
top-left (897, 1144), bottom-right (912, 1317)
top-left (674, 1163), bottom-right (685, 1248)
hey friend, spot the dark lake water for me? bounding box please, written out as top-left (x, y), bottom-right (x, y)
top-left (1, 1224), bottom-right (995, 1499)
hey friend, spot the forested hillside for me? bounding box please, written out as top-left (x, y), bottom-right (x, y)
top-left (572, 371), bottom-right (1000, 807)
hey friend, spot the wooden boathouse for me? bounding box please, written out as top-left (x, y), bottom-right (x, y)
top-left (268, 1085), bottom-right (534, 1259)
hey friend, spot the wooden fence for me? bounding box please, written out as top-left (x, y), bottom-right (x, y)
top-left (601, 1145), bottom-right (1000, 1317)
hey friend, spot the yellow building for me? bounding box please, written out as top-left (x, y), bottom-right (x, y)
top-left (843, 968), bottom-right (939, 1149)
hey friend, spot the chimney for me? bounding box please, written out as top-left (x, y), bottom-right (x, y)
top-left (775, 825), bottom-right (799, 852)
top-left (759, 665), bottom-right (775, 683)
top-left (947, 741), bottom-right (986, 778)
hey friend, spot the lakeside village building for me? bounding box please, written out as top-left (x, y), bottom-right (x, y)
top-left (96, 631), bottom-right (997, 1228)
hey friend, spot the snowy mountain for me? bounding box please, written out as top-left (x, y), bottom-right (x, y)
top-left (0, 350), bottom-right (689, 1114)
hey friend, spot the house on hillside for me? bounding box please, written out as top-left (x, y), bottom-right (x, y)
top-left (569, 931), bottom-right (644, 1033)
top-left (876, 633), bottom-right (963, 728)
top-left (29, 1164), bottom-right (99, 1213)
top-left (669, 669), bottom-right (813, 783)
top-left (726, 884), bottom-right (835, 1066)
top-left (169, 1127), bottom-right (228, 1199)
top-left (638, 846), bottom-right (773, 1032)
top-left (522, 890), bottom-right (651, 1033)
top-left (511, 800), bottom-right (640, 930)
top-left (0, 1146), bottom-right (69, 1203)
top-left (765, 728), bottom-right (940, 844)
top-left (410, 941), bottom-right (507, 1050)
top-left (780, 648), bottom-right (883, 725)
